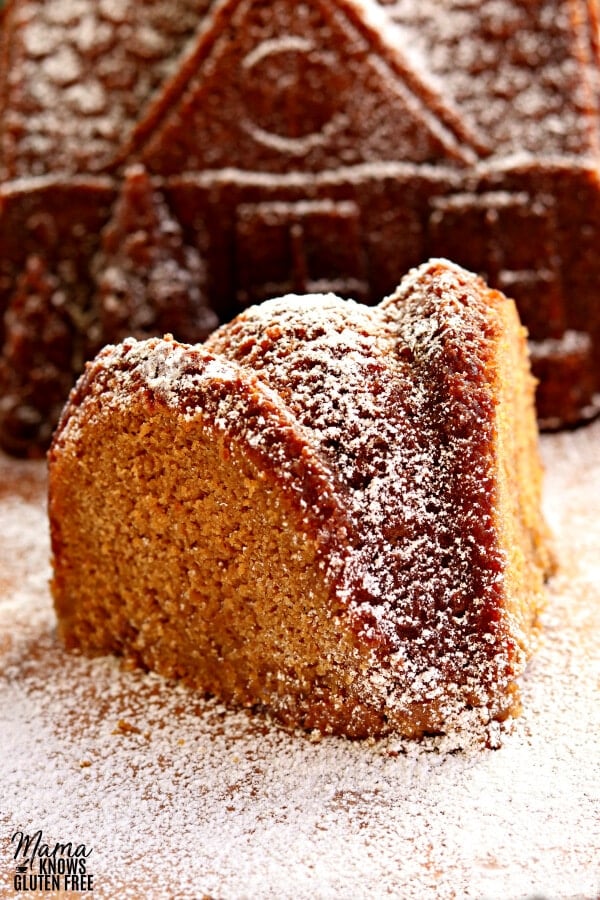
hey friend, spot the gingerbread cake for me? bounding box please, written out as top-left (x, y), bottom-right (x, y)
top-left (1, 0), bottom-right (600, 455)
top-left (48, 260), bottom-right (554, 739)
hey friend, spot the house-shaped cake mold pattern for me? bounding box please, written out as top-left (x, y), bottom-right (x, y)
top-left (1, 0), bottom-right (599, 452)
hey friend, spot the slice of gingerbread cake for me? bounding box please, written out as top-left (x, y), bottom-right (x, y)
top-left (48, 260), bottom-right (554, 740)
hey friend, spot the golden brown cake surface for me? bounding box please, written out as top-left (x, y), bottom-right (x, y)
top-left (49, 260), bottom-right (553, 739)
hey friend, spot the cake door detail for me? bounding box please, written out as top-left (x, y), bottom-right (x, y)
top-left (234, 199), bottom-right (369, 306)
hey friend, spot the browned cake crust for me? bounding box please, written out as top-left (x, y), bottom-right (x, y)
top-left (2, 0), bottom-right (600, 454)
top-left (48, 260), bottom-right (553, 739)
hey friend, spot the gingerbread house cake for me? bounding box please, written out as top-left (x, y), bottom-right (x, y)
top-left (1, 0), bottom-right (600, 453)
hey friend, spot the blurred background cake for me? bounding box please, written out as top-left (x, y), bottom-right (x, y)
top-left (1, 0), bottom-right (599, 453)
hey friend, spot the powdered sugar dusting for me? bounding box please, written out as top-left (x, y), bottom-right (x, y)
top-left (1, 419), bottom-right (598, 898)
top-left (202, 263), bottom-right (541, 726)
top-left (1, 0), bottom-right (214, 175)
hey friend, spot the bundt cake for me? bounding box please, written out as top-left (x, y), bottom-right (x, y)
top-left (49, 260), bottom-right (554, 739)
top-left (1, 0), bottom-right (600, 455)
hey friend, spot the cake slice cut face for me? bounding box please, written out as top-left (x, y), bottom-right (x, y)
top-left (49, 260), bottom-right (554, 739)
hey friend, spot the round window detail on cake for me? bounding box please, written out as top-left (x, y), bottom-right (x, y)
top-left (241, 37), bottom-right (344, 153)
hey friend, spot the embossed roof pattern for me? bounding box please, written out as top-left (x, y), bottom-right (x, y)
top-left (0, 0), bottom-right (598, 178)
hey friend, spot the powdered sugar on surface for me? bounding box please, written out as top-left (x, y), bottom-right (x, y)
top-left (0, 419), bottom-right (599, 898)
